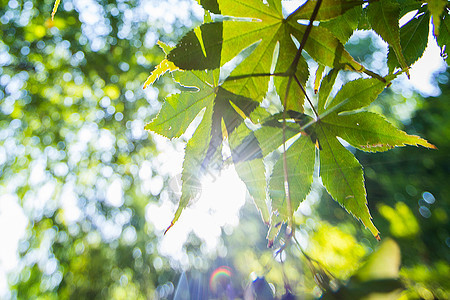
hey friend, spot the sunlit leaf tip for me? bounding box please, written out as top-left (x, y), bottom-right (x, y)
top-left (51, 0), bottom-right (61, 21)
top-left (409, 135), bottom-right (437, 149)
top-left (366, 220), bottom-right (380, 240)
top-left (143, 59), bottom-right (179, 89)
top-left (157, 40), bottom-right (175, 55)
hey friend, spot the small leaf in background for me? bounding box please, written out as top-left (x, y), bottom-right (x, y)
top-left (379, 202), bottom-right (420, 238)
top-left (322, 239), bottom-right (403, 299)
top-left (427, 0), bottom-right (447, 36)
top-left (437, 13), bottom-right (449, 61)
top-left (354, 239), bottom-right (401, 281)
top-left (367, 0), bottom-right (410, 76)
top-left (387, 11), bottom-right (430, 72)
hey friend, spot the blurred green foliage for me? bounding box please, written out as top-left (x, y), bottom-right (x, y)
top-left (0, 0), bottom-right (448, 299)
top-left (0, 0), bottom-right (201, 298)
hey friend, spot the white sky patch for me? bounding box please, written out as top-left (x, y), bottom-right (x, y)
top-left (0, 194), bottom-right (28, 298)
top-left (408, 32), bottom-right (446, 97)
top-left (106, 178), bottom-right (124, 207)
top-left (146, 166), bottom-right (247, 265)
top-left (61, 183), bottom-right (82, 223)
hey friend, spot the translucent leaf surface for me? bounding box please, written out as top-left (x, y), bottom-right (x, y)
top-left (320, 6), bottom-right (362, 44)
top-left (145, 70), bottom-right (219, 139)
top-left (313, 76), bottom-right (435, 238)
top-left (317, 126), bottom-right (380, 238)
top-left (290, 23), bottom-right (366, 71)
top-left (367, 0), bottom-right (409, 74)
top-left (387, 11), bottom-right (430, 72)
top-left (269, 137), bottom-right (315, 218)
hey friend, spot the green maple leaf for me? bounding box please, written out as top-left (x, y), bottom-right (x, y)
top-left (269, 136), bottom-right (316, 219)
top-left (229, 119), bottom-right (270, 223)
top-left (290, 0), bottom-right (365, 22)
top-left (427, 0), bottom-right (447, 36)
top-left (145, 70), bottom-right (219, 139)
top-left (387, 10), bottom-right (430, 73)
top-left (320, 6), bottom-right (363, 44)
top-left (145, 0), bottom-right (437, 241)
top-left (367, 0), bottom-right (409, 75)
top-left (217, 0), bottom-right (309, 110)
top-left (147, 69), bottom-right (265, 230)
top-left (312, 73), bottom-right (435, 239)
top-left (437, 13), bottom-right (449, 62)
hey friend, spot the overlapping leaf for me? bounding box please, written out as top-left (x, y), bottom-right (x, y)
top-left (437, 13), bottom-right (449, 61)
top-left (387, 11), bottom-right (430, 73)
top-left (367, 0), bottom-right (409, 75)
top-left (147, 69), bottom-right (264, 228)
top-left (217, 0), bottom-right (309, 105)
top-left (145, 70), bottom-right (219, 139)
top-left (269, 136), bottom-right (316, 219)
top-left (311, 74), bottom-right (435, 238)
top-left (290, 0), bottom-right (364, 21)
top-left (320, 6), bottom-right (362, 44)
top-left (289, 21), bottom-right (366, 72)
top-left (143, 0), bottom-right (438, 240)
top-left (229, 120), bottom-right (270, 223)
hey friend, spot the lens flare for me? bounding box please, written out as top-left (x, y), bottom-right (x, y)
top-left (209, 266), bottom-right (232, 293)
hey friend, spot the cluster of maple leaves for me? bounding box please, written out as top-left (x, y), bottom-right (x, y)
top-left (141, 0), bottom-right (448, 244)
top-left (50, 0), bottom-right (447, 243)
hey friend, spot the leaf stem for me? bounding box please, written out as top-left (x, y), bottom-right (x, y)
top-left (294, 74), bottom-right (319, 120)
top-left (288, 0), bottom-right (323, 76)
top-left (281, 0), bottom-right (323, 233)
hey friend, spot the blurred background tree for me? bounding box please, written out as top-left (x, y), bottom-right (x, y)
top-left (0, 0), bottom-right (448, 299)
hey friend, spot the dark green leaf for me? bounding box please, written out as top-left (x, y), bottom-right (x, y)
top-left (202, 87), bottom-right (259, 168)
top-left (168, 22), bottom-right (223, 70)
top-left (437, 13), bottom-right (449, 62)
top-left (387, 11), bottom-right (430, 72)
top-left (320, 6), bottom-right (362, 44)
top-left (290, 0), bottom-right (364, 21)
top-left (367, 0), bottom-right (409, 73)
